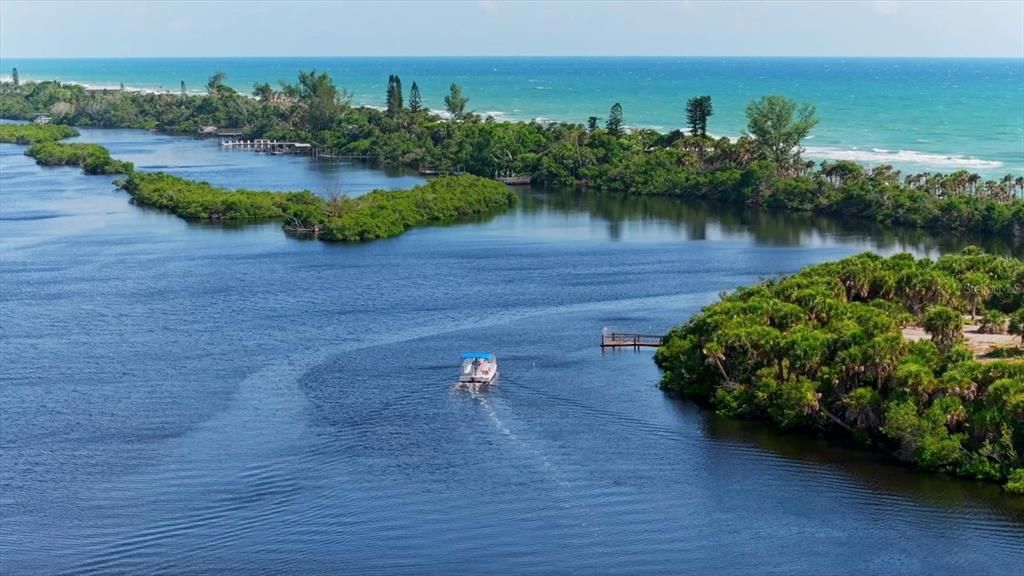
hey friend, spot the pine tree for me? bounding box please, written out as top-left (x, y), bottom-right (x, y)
top-left (386, 74), bottom-right (403, 117)
top-left (606, 103), bottom-right (623, 136)
top-left (11, 67), bottom-right (18, 88)
top-left (587, 116), bottom-right (598, 132)
top-left (409, 82), bottom-right (422, 113)
top-left (180, 80), bottom-right (186, 97)
top-left (685, 95), bottom-right (713, 136)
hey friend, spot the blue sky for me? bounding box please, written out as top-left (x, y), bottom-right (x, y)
top-left (2, 0), bottom-right (1022, 58)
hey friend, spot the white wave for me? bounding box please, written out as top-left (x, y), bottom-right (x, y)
top-left (804, 146), bottom-right (1004, 169)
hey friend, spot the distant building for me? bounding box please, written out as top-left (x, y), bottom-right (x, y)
top-left (199, 125), bottom-right (218, 136)
top-left (33, 114), bottom-right (51, 125)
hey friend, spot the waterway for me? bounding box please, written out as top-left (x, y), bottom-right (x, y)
top-left (1, 129), bottom-right (1021, 575)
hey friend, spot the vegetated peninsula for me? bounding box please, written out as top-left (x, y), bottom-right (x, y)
top-left (0, 123), bottom-right (515, 242)
top-left (1, 71), bottom-right (1021, 242)
top-left (655, 249), bottom-right (1024, 493)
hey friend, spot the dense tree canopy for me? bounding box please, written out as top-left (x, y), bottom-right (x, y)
top-left (1, 73), bottom-right (1021, 242)
top-left (655, 249), bottom-right (1024, 492)
top-left (120, 171), bottom-right (515, 242)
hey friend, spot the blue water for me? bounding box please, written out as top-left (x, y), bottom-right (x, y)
top-left (3, 57), bottom-right (1023, 177)
top-left (2, 129), bottom-right (1023, 575)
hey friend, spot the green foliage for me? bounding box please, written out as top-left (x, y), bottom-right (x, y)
top-left (206, 71), bottom-right (230, 95)
top-left (319, 175), bottom-right (516, 241)
top-left (409, 81), bottom-right (423, 113)
top-left (444, 83), bottom-right (469, 121)
top-left (1, 76), bottom-right (1020, 242)
top-left (922, 306), bottom-right (964, 352)
top-left (26, 141), bottom-right (133, 174)
top-left (119, 172), bottom-right (514, 243)
top-left (121, 171), bottom-right (316, 220)
top-left (0, 123), bottom-right (78, 144)
top-left (280, 69), bottom-right (349, 135)
top-left (606, 102), bottom-right (624, 136)
top-left (745, 95), bottom-right (818, 172)
top-left (1006, 468), bottom-right (1024, 494)
top-left (386, 74), bottom-right (403, 118)
top-left (656, 250), bottom-right (1024, 488)
top-left (1010, 310), bottom-right (1024, 345)
top-left (685, 95), bottom-right (713, 137)
top-left (979, 309), bottom-right (1007, 335)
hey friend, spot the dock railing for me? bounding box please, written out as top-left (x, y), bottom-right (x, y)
top-left (601, 329), bottom-right (664, 349)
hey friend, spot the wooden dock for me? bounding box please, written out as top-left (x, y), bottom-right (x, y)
top-left (419, 167), bottom-right (466, 176)
top-left (601, 330), bottom-right (664, 349)
top-left (495, 175), bottom-right (532, 185)
top-left (221, 139), bottom-right (313, 154)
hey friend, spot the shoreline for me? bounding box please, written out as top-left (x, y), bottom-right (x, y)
top-left (1, 73), bottom-right (1018, 176)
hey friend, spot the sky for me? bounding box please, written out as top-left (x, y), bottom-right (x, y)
top-left (1, 0), bottom-right (1022, 58)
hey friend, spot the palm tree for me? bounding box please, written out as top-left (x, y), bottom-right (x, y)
top-left (703, 342), bottom-right (734, 387)
top-left (843, 387), bottom-right (881, 429)
top-left (968, 173), bottom-right (982, 196)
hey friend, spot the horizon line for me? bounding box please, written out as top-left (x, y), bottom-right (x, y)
top-left (3, 55), bottom-right (1023, 60)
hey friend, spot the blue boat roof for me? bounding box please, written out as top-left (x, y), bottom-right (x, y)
top-left (461, 352), bottom-right (495, 360)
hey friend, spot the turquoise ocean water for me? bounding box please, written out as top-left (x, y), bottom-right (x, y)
top-left (2, 57), bottom-right (1022, 177)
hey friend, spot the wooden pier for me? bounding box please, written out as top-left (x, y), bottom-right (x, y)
top-left (601, 330), bottom-right (664, 349)
top-left (418, 167), bottom-right (466, 176)
top-left (495, 175), bottom-right (532, 185)
top-left (221, 138), bottom-right (313, 154)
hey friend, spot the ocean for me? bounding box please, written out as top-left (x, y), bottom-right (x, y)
top-left (2, 56), bottom-right (1022, 177)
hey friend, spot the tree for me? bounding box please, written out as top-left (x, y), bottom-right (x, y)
top-left (960, 272), bottom-right (992, 320)
top-left (444, 83), bottom-right (469, 120)
top-left (587, 116), bottom-right (599, 132)
top-left (745, 95), bottom-right (818, 171)
top-left (11, 67), bottom-right (18, 88)
top-left (386, 74), bottom-right (403, 117)
top-left (281, 70), bottom-right (348, 134)
top-left (180, 80), bottom-right (186, 98)
top-left (606, 102), bottom-right (623, 136)
top-left (685, 95), bottom-right (713, 137)
top-left (1009, 310), bottom-right (1024, 345)
top-left (978, 310), bottom-right (1007, 335)
top-left (922, 306), bottom-right (964, 352)
top-left (206, 71), bottom-right (228, 94)
top-left (409, 81), bottom-right (422, 113)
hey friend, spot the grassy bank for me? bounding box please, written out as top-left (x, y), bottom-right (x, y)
top-left (655, 249), bottom-right (1024, 492)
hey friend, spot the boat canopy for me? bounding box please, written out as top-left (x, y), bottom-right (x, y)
top-left (461, 353), bottom-right (495, 360)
